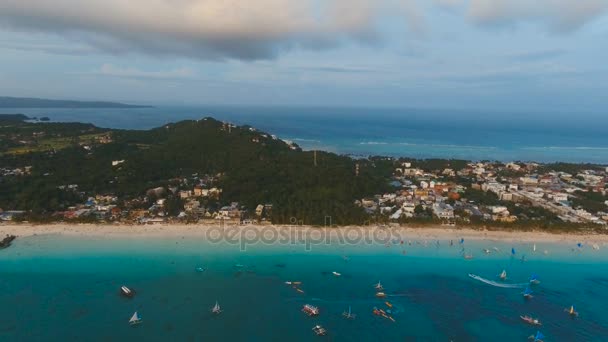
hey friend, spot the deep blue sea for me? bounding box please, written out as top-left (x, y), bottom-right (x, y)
top-left (1, 234), bottom-right (608, 341)
top-left (4, 106), bottom-right (608, 163)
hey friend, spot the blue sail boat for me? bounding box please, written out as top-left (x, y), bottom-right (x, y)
top-left (522, 286), bottom-right (533, 299)
top-left (529, 274), bottom-right (541, 285)
top-left (529, 330), bottom-right (545, 342)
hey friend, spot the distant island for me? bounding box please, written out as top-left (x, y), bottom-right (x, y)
top-left (0, 96), bottom-right (151, 109)
top-left (0, 113), bottom-right (606, 232)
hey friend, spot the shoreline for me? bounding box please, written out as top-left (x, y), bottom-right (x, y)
top-left (2, 223), bottom-right (608, 244)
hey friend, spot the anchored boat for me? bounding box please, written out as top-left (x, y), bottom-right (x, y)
top-left (499, 270), bottom-right (507, 281)
top-left (520, 315), bottom-right (542, 326)
top-left (302, 304), bottom-right (319, 316)
top-left (312, 325), bottom-right (327, 336)
top-left (120, 286), bottom-right (135, 298)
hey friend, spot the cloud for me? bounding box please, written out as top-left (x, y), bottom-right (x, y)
top-left (0, 1), bottom-right (606, 61)
top-left (466, 0), bottom-right (608, 32)
top-left (92, 64), bottom-right (196, 80)
top-left (0, 0), bottom-right (423, 60)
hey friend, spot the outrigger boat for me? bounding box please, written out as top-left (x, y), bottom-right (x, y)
top-left (520, 315), bottom-right (542, 326)
top-left (129, 311), bottom-right (142, 326)
top-left (312, 325), bottom-right (327, 336)
top-left (529, 274), bottom-right (541, 285)
top-left (372, 307), bottom-right (396, 322)
top-left (120, 286), bottom-right (135, 298)
top-left (483, 248), bottom-right (491, 254)
top-left (528, 331), bottom-right (545, 342)
top-left (374, 281), bottom-right (384, 291)
top-left (342, 306), bottom-right (356, 320)
top-left (302, 304), bottom-right (319, 316)
top-left (211, 301), bottom-right (222, 314)
top-left (564, 305), bottom-right (579, 317)
top-left (522, 286), bottom-right (534, 299)
top-left (499, 270), bottom-right (508, 281)
top-left (332, 271), bottom-right (341, 277)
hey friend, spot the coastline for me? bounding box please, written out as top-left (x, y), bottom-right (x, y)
top-left (2, 223), bottom-right (608, 244)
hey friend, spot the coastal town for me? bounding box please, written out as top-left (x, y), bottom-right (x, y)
top-left (2, 155), bottom-right (607, 229)
top-left (360, 161), bottom-right (608, 227)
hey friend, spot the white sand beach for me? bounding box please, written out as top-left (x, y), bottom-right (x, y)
top-left (2, 223), bottom-right (608, 245)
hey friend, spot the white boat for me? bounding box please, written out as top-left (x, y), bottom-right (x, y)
top-left (120, 286), bottom-right (135, 298)
top-left (332, 271), bottom-right (341, 277)
top-left (499, 270), bottom-right (507, 281)
top-left (211, 301), bottom-right (222, 314)
top-left (533, 244), bottom-right (537, 252)
top-left (342, 306), bottom-right (356, 320)
top-left (129, 311), bottom-right (142, 325)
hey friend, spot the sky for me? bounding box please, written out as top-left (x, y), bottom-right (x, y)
top-left (0, 0), bottom-right (607, 112)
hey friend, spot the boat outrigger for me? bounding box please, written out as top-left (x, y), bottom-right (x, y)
top-left (120, 286), bottom-right (135, 298)
top-left (564, 305), bottom-right (579, 317)
top-left (302, 304), bottom-right (319, 316)
top-left (520, 315), bottom-right (542, 326)
top-left (129, 311), bottom-right (142, 326)
top-left (499, 270), bottom-right (507, 281)
top-left (211, 301), bottom-right (222, 314)
top-left (342, 306), bottom-right (356, 320)
top-left (312, 325), bottom-right (327, 336)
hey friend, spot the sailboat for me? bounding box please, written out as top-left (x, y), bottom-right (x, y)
top-left (211, 301), bottom-right (222, 314)
top-left (129, 311), bottom-right (142, 326)
top-left (529, 274), bottom-right (541, 285)
top-left (564, 305), bottom-right (579, 317)
top-left (499, 270), bottom-right (507, 281)
top-left (374, 281), bottom-right (384, 291)
top-left (528, 330), bottom-right (545, 342)
top-left (522, 286), bottom-right (533, 299)
top-left (342, 306), bottom-right (356, 320)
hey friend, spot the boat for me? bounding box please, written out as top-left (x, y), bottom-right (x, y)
top-left (332, 271), bottom-right (341, 277)
top-left (302, 304), bottom-right (319, 316)
top-left (529, 274), bottom-right (541, 285)
top-left (464, 253), bottom-right (474, 260)
top-left (120, 286), bottom-right (135, 298)
top-left (499, 270), bottom-right (507, 281)
top-left (312, 325), bottom-right (327, 336)
top-left (211, 301), bottom-right (222, 314)
top-left (483, 248), bottom-right (491, 254)
top-left (375, 292), bottom-right (386, 298)
top-left (234, 264), bottom-right (245, 268)
top-left (342, 306), bottom-right (356, 319)
top-left (528, 331), bottom-right (545, 342)
top-left (374, 281), bottom-right (384, 291)
top-left (522, 286), bottom-right (533, 299)
top-left (195, 267), bottom-right (205, 272)
top-left (564, 305), bottom-right (579, 317)
top-left (533, 244), bottom-right (537, 252)
top-left (385, 301), bottom-right (393, 308)
top-left (520, 315), bottom-right (542, 326)
top-left (296, 288), bottom-right (305, 294)
top-left (129, 311), bottom-right (142, 326)
top-left (0, 235), bottom-right (16, 249)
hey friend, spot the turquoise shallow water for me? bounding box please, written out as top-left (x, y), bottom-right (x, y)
top-left (1, 234), bottom-right (608, 341)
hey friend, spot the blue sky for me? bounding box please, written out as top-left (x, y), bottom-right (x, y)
top-left (0, 0), bottom-right (607, 111)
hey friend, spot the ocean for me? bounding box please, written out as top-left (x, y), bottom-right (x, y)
top-left (3, 106), bottom-right (608, 163)
top-left (1, 234), bottom-right (607, 341)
